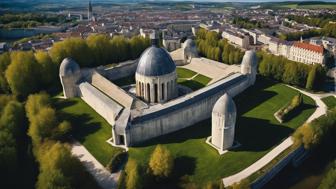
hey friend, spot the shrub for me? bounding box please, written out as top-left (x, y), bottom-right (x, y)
top-left (292, 108), bottom-right (336, 149)
top-left (125, 159), bottom-right (143, 189)
top-left (230, 178), bottom-right (250, 189)
top-left (318, 160), bottom-right (336, 189)
top-left (276, 93), bottom-right (303, 122)
top-left (149, 145), bottom-right (174, 178)
top-left (106, 151), bottom-right (128, 173)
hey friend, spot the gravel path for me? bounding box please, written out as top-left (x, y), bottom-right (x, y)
top-left (222, 86), bottom-right (327, 187)
top-left (71, 141), bottom-right (119, 189)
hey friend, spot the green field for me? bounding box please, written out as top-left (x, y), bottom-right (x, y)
top-left (272, 2), bottom-right (336, 9)
top-left (53, 77), bottom-right (316, 187)
top-left (176, 67), bottom-right (212, 91)
top-left (128, 78), bottom-right (316, 187)
top-left (177, 67), bottom-right (197, 78)
top-left (322, 96), bottom-right (336, 109)
top-left (54, 97), bottom-right (123, 166)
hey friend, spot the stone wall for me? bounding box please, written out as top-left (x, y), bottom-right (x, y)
top-left (250, 146), bottom-right (307, 189)
top-left (79, 82), bottom-right (123, 126)
top-left (99, 60), bottom-right (138, 81)
top-left (91, 72), bottom-right (134, 108)
top-left (127, 73), bottom-right (250, 145)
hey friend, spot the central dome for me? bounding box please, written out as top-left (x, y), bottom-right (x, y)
top-left (136, 46), bottom-right (176, 76)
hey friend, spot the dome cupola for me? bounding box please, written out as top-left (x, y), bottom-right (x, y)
top-left (135, 31), bottom-right (177, 103)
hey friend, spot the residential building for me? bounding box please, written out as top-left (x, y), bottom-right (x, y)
top-left (289, 42), bottom-right (324, 65)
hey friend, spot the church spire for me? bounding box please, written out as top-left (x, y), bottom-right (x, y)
top-left (88, 1), bottom-right (92, 21)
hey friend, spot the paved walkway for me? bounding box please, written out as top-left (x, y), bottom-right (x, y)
top-left (71, 141), bottom-right (119, 189)
top-left (222, 86), bottom-right (327, 187)
top-left (222, 137), bottom-right (294, 186)
top-left (287, 85), bottom-right (327, 123)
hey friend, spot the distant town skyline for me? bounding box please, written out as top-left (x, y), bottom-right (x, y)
top-left (3, 0), bottom-right (336, 3)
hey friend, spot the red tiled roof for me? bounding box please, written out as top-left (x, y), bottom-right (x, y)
top-left (293, 42), bottom-right (324, 54)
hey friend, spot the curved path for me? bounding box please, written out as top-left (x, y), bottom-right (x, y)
top-left (222, 86), bottom-right (327, 187)
top-left (71, 140), bottom-right (119, 189)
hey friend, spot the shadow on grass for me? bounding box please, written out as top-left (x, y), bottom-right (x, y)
top-left (134, 119), bottom-right (211, 147)
top-left (173, 156), bottom-right (196, 177)
top-left (179, 80), bottom-right (205, 91)
top-left (135, 78), bottom-right (284, 149)
top-left (234, 116), bottom-right (293, 152)
top-left (54, 98), bottom-right (102, 143)
top-left (283, 103), bottom-right (317, 122)
top-left (234, 77), bottom-right (278, 116)
top-left (146, 156), bottom-right (197, 189)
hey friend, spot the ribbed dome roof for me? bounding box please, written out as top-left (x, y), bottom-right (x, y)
top-left (59, 58), bottom-right (80, 77)
top-left (213, 93), bottom-right (236, 116)
top-left (136, 46), bottom-right (176, 76)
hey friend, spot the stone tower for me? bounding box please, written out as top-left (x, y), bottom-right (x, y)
top-left (241, 50), bottom-right (258, 85)
top-left (88, 1), bottom-right (93, 21)
top-left (59, 58), bottom-right (81, 98)
top-left (182, 39), bottom-right (198, 64)
top-left (211, 93), bottom-right (237, 151)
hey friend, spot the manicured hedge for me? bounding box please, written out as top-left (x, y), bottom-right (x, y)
top-left (276, 93), bottom-right (303, 122)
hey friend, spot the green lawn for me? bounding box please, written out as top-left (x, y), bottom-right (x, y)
top-left (177, 69), bottom-right (212, 91)
top-left (53, 98), bottom-right (122, 166)
top-left (128, 78), bottom-right (316, 187)
top-left (322, 96), bottom-right (336, 109)
top-left (177, 67), bottom-right (197, 79)
top-left (194, 74), bottom-right (212, 86)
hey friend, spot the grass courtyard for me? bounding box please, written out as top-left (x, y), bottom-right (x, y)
top-left (54, 77), bottom-right (316, 188)
top-left (321, 96), bottom-right (336, 110)
top-left (53, 97), bottom-right (123, 165)
top-left (110, 68), bottom-right (211, 91)
top-left (127, 77), bottom-right (316, 187)
top-left (177, 67), bottom-right (212, 91)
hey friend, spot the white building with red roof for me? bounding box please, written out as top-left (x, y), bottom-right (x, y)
top-left (289, 42), bottom-right (325, 65)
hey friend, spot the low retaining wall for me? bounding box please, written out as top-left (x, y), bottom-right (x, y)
top-left (251, 146), bottom-right (307, 189)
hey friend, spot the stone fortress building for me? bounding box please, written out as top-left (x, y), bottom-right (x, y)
top-left (59, 33), bottom-right (258, 147)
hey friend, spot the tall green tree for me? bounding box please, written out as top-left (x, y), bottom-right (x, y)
top-left (306, 65), bottom-right (317, 90)
top-left (125, 159), bottom-right (143, 189)
top-left (35, 51), bottom-right (57, 87)
top-left (318, 160), bottom-right (336, 189)
top-left (149, 145), bottom-right (174, 178)
top-left (0, 100), bottom-right (26, 141)
top-left (50, 38), bottom-right (93, 66)
top-left (0, 52), bottom-right (11, 93)
top-left (5, 51), bottom-right (40, 96)
top-left (86, 34), bottom-right (112, 66)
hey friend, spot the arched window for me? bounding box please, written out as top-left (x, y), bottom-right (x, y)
top-left (167, 81), bottom-right (170, 99)
top-left (154, 83), bottom-right (158, 103)
top-left (161, 83), bottom-right (164, 100)
top-left (137, 81), bottom-right (140, 96)
top-left (141, 82), bottom-right (144, 98)
top-left (147, 83), bottom-right (151, 102)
